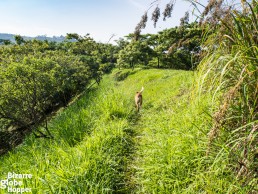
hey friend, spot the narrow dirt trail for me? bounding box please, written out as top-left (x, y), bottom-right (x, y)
top-left (122, 113), bottom-right (145, 193)
top-left (114, 69), bottom-right (194, 193)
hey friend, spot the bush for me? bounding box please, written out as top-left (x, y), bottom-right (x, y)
top-left (0, 37), bottom-right (116, 142)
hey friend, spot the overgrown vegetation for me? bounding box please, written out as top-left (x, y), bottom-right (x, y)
top-left (134, 0), bottom-right (257, 190)
top-left (0, 35), bottom-right (116, 154)
top-left (0, 21), bottom-right (204, 155)
top-left (117, 22), bottom-right (203, 70)
top-left (198, 0), bottom-right (258, 187)
top-left (1, 69), bottom-right (255, 193)
top-left (0, 0), bottom-right (257, 193)
top-left (0, 69), bottom-right (207, 193)
top-left (0, 74), bottom-right (134, 193)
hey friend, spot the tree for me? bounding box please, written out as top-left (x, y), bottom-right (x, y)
top-left (117, 40), bottom-right (153, 69)
top-left (0, 39), bottom-right (11, 45)
top-left (0, 33), bottom-right (117, 142)
top-left (65, 33), bottom-right (82, 41)
top-left (14, 35), bottom-right (25, 45)
top-left (0, 58), bottom-right (57, 138)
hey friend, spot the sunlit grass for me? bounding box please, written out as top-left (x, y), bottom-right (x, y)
top-left (0, 68), bottom-right (252, 193)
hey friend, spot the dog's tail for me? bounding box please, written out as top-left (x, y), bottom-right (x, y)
top-left (139, 86), bottom-right (144, 94)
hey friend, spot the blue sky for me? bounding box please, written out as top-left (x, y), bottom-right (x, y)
top-left (0, 0), bottom-right (202, 43)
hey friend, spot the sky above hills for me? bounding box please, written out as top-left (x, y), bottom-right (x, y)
top-left (0, 0), bottom-right (200, 43)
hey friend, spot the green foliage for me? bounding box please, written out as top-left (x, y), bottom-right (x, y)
top-left (117, 40), bottom-right (153, 69)
top-left (0, 1), bottom-right (257, 192)
top-left (0, 58), bottom-right (57, 125)
top-left (113, 69), bottom-right (137, 81)
top-left (0, 73), bottom-right (134, 193)
top-left (0, 39), bottom-right (11, 45)
top-left (118, 23), bottom-right (203, 70)
top-left (65, 33), bottom-right (83, 42)
top-left (155, 23), bottom-right (203, 69)
top-left (0, 69), bottom-right (252, 193)
top-left (14, 35), bottom-right (25, 45)
top-left (0, 35), bottom-right (118, 142)
top-left (197, 0), bottom-right (258, 189)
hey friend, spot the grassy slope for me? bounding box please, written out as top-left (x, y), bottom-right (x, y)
top-left (0, 69), bottom-right (247, 193)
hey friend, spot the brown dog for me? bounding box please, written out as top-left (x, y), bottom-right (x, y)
top-left (135, 87), bottom-right (144, 112)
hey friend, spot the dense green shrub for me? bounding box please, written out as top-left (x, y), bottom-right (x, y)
top-left (0, 36), bottom-right (117, 140)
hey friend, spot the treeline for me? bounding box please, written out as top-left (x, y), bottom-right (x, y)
top-left (116, 22), bottom-right (203, 70)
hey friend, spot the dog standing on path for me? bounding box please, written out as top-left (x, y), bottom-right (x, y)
top-left (135, 86), bottom-right (144, 112)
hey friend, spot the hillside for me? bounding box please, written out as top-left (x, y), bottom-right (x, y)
top-left (0, 69), bottom-right (253, 193)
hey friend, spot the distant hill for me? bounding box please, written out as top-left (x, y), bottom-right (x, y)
top-left (0, 33), bottom-right (66, 43)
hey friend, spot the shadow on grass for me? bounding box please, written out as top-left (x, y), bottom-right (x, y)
top-left (51, 87), bottom-right (100, 147)
top-left (0, 86), bottom-right (99, 156)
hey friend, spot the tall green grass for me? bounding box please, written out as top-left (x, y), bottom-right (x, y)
top-left (0, 68), bottom-right (255, 193)
top-left (121, 69), bottom-right (249, 193)
top-left (0, 74), bottom-right (136, 193)
top-left (196, 0), bottom-right (258, 191)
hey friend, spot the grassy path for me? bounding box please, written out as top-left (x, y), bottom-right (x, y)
top-left (118, 69), bottom-right (211, 193)
top-left (0, 68), bottom-right (224, 193)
